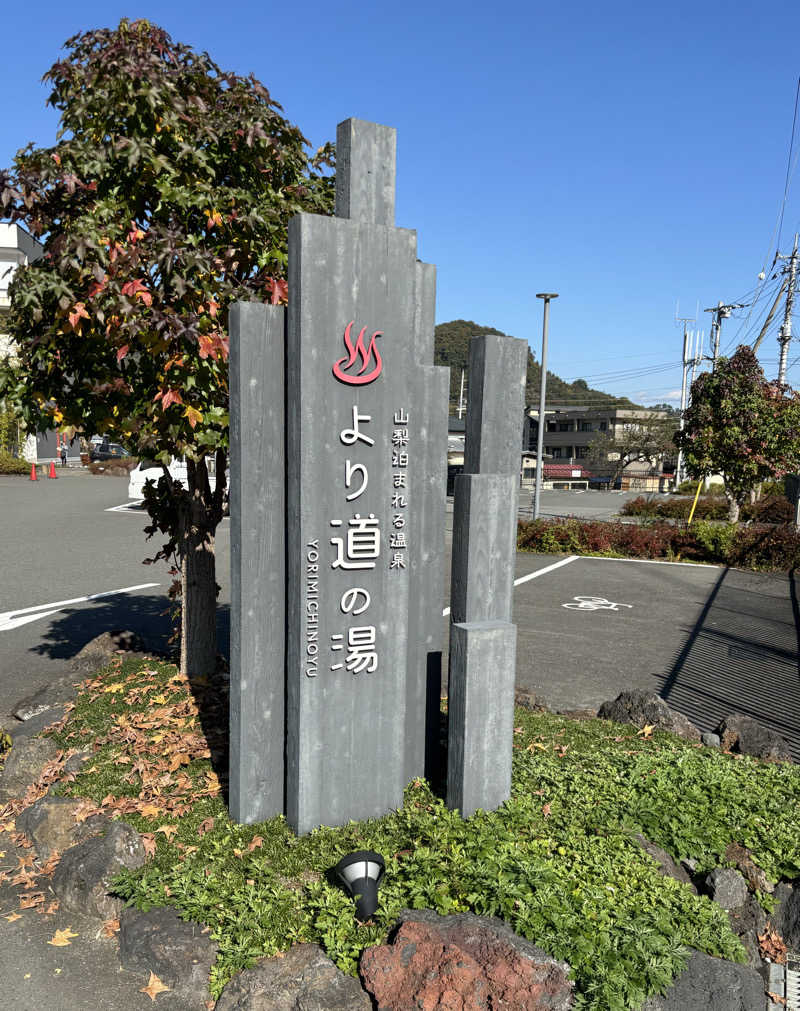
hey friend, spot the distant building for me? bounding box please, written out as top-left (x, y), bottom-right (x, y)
top-left (1, 224), bottom-right (44, 460)
top-left (523, 403), bottom-right (673, 490)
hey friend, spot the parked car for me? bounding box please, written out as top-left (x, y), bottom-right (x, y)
top-left (89, 442), bottom-right (129, 462)
top-left (128, 458), bottom-right (228, 511)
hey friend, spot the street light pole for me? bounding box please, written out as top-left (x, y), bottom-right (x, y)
top-left (533, 293), bottom-right (558, 520)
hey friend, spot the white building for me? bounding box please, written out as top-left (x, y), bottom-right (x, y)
top-left (1, 223), bottom-right (43, 460)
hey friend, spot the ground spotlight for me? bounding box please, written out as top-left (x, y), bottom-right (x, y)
top-left (334, 850), bottom-right (385, 920)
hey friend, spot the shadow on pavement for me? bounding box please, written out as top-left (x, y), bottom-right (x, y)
top-left (28, 594), bottom-right (231, 665)
top-left (653, 567), bottom-right (800, 760)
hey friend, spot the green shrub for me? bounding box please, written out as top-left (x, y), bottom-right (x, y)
top-left (0, 452), bottom-right (31, 475)
top-left (518, 517), bottom-right (800, 571)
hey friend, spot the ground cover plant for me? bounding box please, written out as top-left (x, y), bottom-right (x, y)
top-left (2, 659), bottom-right (799, 1009)
top-left (517, 516), bottom-right (800, 569)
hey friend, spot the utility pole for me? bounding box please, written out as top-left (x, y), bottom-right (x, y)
top-left (674, 317), bottom-right (694, 488)
top-left (704, 301), bottom-right (746, 369)
top-left (690, 330), bottom-right (703, 386)
top-left (777, 233), bottom-right (798, 385)
top-left (533, 293), bottom-right (558, 521)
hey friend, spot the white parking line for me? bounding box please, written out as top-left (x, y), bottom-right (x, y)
top-left (442, 555), bottom-right (579, 616)
top-left (0, 583), bottom-right (160, 632)
top-left (579, 555), bottom-right (721, 568)
top-left (105, 501), bottom-right (144, 513)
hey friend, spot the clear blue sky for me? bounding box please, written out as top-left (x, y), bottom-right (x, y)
top-left (4, 0), bottom-right (800, 405)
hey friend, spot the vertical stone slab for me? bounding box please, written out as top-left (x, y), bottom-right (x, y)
top-left (447, 621), bottom-right (517, 817)
top-left (284, 119), bottom-right (447, 835)
top-left (450, 473), bottom-right (518, 625)
top-left (229, 302), bottom-right (286, 824)
top-left (335, 118), bottom-right (396, 227)
top-left (447, 332), bottom-right (527, 817)
top-left (465, 335), bottom-right (528, 475)
top-left (404, 258), bottom-right (449, 785)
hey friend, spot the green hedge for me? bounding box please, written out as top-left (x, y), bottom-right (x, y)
top-left (0, 452), bottom-right (31, 475)
top-left (517, 517), bottom-right (800, 570)
top-left (620, 494), bottom-right (793, 524)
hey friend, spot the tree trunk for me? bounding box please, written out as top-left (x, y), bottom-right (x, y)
top-left (727, 496), bottom-right (740, 523)
top-left (177, 455), bottom-right (225, 677)
top-left (180, 525), bottom-right (217, 676)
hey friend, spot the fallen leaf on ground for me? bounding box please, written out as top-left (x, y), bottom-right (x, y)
top-left (637, 724), bottom-right (655, 739)
top-left (102, 918), bottom-right (120, 938)
top-left (4, 912), bottom-right (21, 922)
top-left (140, 971), bottom-right (171, 1001)
top-left (48, 926), bottom-right (79, 946)
top-left (197, 817), bottom-right (214, 837)
top-left (155, 824), bottom-right (178, 841)
top-left (542, 803), bottom-right (552, 818)
top-left (141, 834), bottom-right (157, 858)
top-left (248, 835), bottom-right (264, 852)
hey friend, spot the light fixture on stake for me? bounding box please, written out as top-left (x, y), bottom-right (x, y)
top-left (334, 850), bottom-right (385, 920)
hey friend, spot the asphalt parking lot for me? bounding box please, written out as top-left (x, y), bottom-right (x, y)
top-left (2, 473), bottom-right (798, 759)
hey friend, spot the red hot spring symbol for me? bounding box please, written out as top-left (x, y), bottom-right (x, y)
top-left (332, 322), bottom-right (383, 385)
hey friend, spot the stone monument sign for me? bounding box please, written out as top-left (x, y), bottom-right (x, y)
top-left (230, 119), bottom-right (449, 834)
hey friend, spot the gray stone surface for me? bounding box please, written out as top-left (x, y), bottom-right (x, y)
top-left (450, 473), bottom-right (518, 624)
top-left (0, 734), bottom-right (59, 802)
top-left (51, 821), bottom-right (146, 919)
top-left (717, 713), bottom-right (793, 762)
top-left (334, 118), bottom-right (396, 227)
top-left (10, 675), bottom-right (76, 723)
top-left (632, 833), bottom-right (696, 892)
top-left (215, 943), bottom-right (372, 1011)
top-left (404, 261), bottom-right (449, 786)
top-left (464, 334), bottom-right (527, 476)
top-left (597, 690), bottom-right (702, 741)
top-left (118, 906), bottom-right (218, 1004)
top-left (641, 951), bottom-right (765, 1011)
top-left (283, 119), bottom-right (446, 834)
top-left (69, 629), bottom-right (147, 674)
top-left (773, 881), bottom-right (800, 948)
top-left (229, 301), bottom-right (286, 824)
top-left (447, 620), bottom-right (517, 817)
top-left (706, 867), bottom-right (749, 910)
top-left (702, 731), bottom-right (721, 748)
top-left (16, 797), bottom-right (107, 860)
top-left (446, 333), bottom-right (525, 818)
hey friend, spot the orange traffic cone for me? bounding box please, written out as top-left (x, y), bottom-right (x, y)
top-left (48, 461), bottom-right (58, 479)
top-left (29, 463), bottom-right (38, 481)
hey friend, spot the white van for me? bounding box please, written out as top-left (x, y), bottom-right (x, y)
top-left (128, 457), bottom-right (224, 500)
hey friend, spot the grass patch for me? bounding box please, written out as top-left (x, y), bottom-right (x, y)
top-left (9, 658), bottom-right (797, 1009)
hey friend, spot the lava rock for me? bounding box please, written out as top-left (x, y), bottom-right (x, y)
top-left (597, 691), bottom-right (701, 742)
top-left (118, 906), bottom-right (218, 1005)
top-left (515, 690), bottom-right (552, 712)
top-left (215, 943), bottom-right (372, 1010)
top-left (641, 950), bottom-right (765, 1011)
top-left (701, 732), bottom-right (721, 748)
top-left (717, 714), bottom-right (793, 763)
top-left (51, 820), bottom-right (145, 919)
top-left (16, 796), bottom-right (108, 861)
top-left (359, 909), bottom-right (574, 1010)
top-left (773, 882), bottom-right (800, 949)
top-left (706, 867), bottom-right (749, 911)
top-left (632, 834), bottom-right (697, 892)
top-left (69, 629), bottom-right (147, 675)
top-left (725, 842), bottom-right (774, 894)
top-left (0, 735), bottom-right (60, 802)
top-left (11, 676), bottom-right (76, 722)
top-left (727, 893), bottom-right (769, 970)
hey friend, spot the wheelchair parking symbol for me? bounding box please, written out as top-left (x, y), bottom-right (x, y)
top-left (562, 595), bottom-right (633, 612)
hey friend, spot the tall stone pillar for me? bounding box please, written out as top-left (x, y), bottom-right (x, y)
top-left (447, 334), bottom-right (527, 817)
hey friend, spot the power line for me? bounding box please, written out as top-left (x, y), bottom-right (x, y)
top-left (778, 77), bottom-right (800, 252)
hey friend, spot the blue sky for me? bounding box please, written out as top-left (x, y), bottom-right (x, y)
top-left (3, 0), bottom-right (800, 405)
